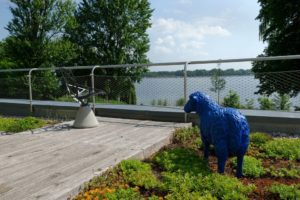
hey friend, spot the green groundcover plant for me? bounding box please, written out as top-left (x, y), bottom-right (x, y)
top-left (119, 160), bottom-right (161, 190)
top-left (154, 147), bottom-right (211, 176)
top-left (269, 183), bottom-right (300, 200)
top-left (262, 138), bottom-right (300, 160)
top-left (266, 166), bottom-right (300, 178)
top-left (173, 127), bottom-right (202, 150)
top-left (74, 127), bottom-right (300, 200)
top-left (0, 116), bottom-right (46, 133)
top-left (250, 132), bottom-right (273, 148)
top-left (232, 156), bottom-right (266, 178)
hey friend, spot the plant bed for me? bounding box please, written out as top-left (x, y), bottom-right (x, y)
top-left (73, 128), bottom-right (300, 200)
top-left (0, 116), bottom-right (56, 134)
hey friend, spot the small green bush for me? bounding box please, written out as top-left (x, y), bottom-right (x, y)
top-left (243, 98), bottom-right (254, 109)
top-left (250, 132), bottom-right (273, 147)
top-left (119, 160), bottom-right (160, 189)
top-left (232, 156), bottom-right (266, 177)
top-left (258, 96), bottom-right (275, 110)
top-left (222, 90), bottom-right (241, 108)
top-left (0, 116), bottom-right (46, 133)
top-left (176, 98), bottom-right (185, 106)
top-left (105, 188), bottom-right (142, 200)
top-left (269, 183), bottom-right (300, 200)
top-left (154, 147), bottom-right (211, 176)
top-left (262, 138), bottom-right (300, 160)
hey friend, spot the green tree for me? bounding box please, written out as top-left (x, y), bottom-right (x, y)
top-left (252, 0), bottom-right (300, 97)
top-left (210, 68), bottom-right (226, 104)
top-left (66, 0), bottom-right (153, 104)
top-left (3, 0), bottom-right (76, 100)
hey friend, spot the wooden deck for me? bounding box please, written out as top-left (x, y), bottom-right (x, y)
top-left (0, 117), bottom-right (188, 200)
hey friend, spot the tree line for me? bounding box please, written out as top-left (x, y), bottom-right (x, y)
top-left (144, 69), bottom-right (252, 77)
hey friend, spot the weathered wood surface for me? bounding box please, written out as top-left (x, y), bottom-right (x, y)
top-left (0, 117), bottom-right (188, 200)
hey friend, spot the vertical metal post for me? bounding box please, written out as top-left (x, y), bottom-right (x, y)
top-left (28, 69), bottom-right (37, 113)
top-left (184, 62), bottom-right (188, 123)
top-left (91, 65), bottom-right (100, 113)
top-left (91, 72), bottom-right (95, 112)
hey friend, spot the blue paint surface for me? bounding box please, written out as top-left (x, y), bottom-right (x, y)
top-left (184, 91), bottom-right (250, 177)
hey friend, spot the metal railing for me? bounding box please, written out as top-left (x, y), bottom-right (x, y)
top-left (0, 55), bottom-right (300, 116)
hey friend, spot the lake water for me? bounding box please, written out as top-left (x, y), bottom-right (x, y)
top-left (135, 76), bottom-right (300, 109)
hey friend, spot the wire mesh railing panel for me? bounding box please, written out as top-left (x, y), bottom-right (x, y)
top-left (187, 68), bottom-right (300, 111)
top-left (31, 74), bottom-right (92, 103)
top-left (94, 75), bottom-right (140, 105)
top-left (1, 57), bottom-right (300, 113)
top-left (0, 76), bottom-right (29, 99)
top-left (135, 76), bottom-right (185, 107)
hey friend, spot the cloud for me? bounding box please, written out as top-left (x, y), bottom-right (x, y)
top-left (149, 17), bottom-right (230, 60)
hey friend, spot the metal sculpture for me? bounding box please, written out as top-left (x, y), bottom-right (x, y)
top-left (184, 91), bottom-right (250, 177)
top-left (59, 68), bottom-right (103, 128)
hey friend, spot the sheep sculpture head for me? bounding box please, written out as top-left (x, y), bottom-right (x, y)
top-left (184, 91), bottom-right (250, 178)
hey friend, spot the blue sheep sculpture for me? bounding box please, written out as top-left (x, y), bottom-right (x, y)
top-left (184, 91), bottom-right (250, 178)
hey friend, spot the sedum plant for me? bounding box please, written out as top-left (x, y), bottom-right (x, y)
top-left (269, 183), bottom-right (300, 200)
top-left (232, 156), bottom-right (266, 178)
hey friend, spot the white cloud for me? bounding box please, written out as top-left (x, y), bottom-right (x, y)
top-left (149, 17), bottom-right (230, 60)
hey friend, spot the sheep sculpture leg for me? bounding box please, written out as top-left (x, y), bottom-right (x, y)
top-left (215, 141), bottom-right (228, 174)
top-left (202, 140), bottom-right (210, 160)
top-left (236, 154), bottom-right (244, 178)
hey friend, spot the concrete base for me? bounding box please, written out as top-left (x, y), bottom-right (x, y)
top-left (73, 105), bottom-right (99, 128)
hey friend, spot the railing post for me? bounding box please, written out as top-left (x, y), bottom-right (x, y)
top-left (184, 62), bottom-right (188, 123)
top-left (28, 68), bottom-right (37, 113)
top-left (91, 65), bottom-right (100, 113)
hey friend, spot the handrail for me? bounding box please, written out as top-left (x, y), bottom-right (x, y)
top-left (1, 55), bottom-right (300, 73)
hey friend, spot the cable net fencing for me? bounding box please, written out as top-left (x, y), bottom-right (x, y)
top-left (187, 69), bottom-right (300, 111)
top-left (0, 75), bottom-right (29, 99)
top-left (0, 68), bottom-right (300, 112)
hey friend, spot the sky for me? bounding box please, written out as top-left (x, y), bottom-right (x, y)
top-left (0, 0), bottom-right (265, 70)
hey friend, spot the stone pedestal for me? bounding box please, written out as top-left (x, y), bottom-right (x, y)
top-left (73, 105), bottom-right (99, 128)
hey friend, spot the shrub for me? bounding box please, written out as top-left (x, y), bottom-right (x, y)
top-left (222, 90), bottom-right (241, 108)
top-left (176, 98), bottom-right (185, 106)
top-left (262, 138), bottom-right (300, 160)
top-left (258, 96), bottom-right (275, 110)
top-left (250, 132), bottom-right (273, 147)
top-left (105, 188), bottom-right (142, 200)
top-left (269, 183), bottom-right (300, 200)
top-left (173, 127), bottom-right (202, 149)
top-left (232, 156), bottom-right (266, 178)
top-left (151, 99), bottom-right (156, 106)
top-left (273, 94), bottom-right (292, 111)
top-left (243, 98), bottom-right (254, 109)
top-left (119, 160), bottom-right (160, 189)
top-left (0, 116), bottom-right (46, 133)
top-left (154, 147), bottom-right (211, 176)
top-left (163, 99), bottom-right (168, 106)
